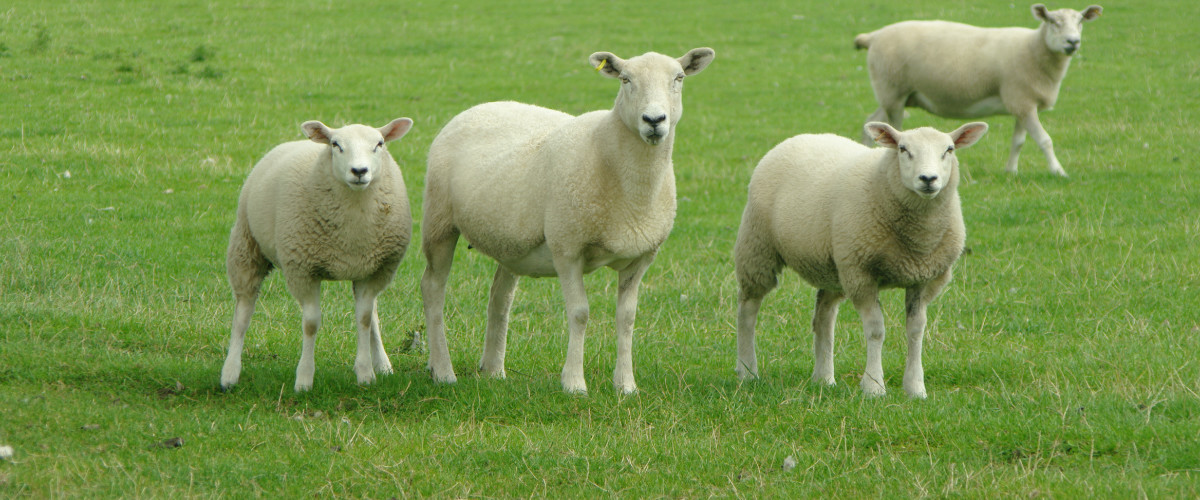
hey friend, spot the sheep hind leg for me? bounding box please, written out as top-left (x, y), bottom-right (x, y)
top-left (902, 287), bottom-right (930, 399)
top-left (554, 256), bottom-right (590, 395)
top-left (221, 231), bottom-right (269, 390)
top-left (421, 230), bottom-right (460, 384)
top-left (351, 280), bottom-right (388, 385)
top-left (479, 266), bottom-right (519, 379)
top-left (850, 289), bottom-right (887, 396)
top-left (811, 289), bottom-right (844, 387)
top-left (613, 253), bottom-right (655, 394)
top-left (288, 278), bottom-right (322, 392)
top-left (1005, 118), bottom-right (1027, 174)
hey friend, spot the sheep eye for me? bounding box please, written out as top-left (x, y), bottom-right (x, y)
top-left (376, 141), bottom-right (384, 151)
top-left (947, 146), bottom-right (955, 153)
top-left (620, 76), bottom-right (631, 84)
top-left (898, 145), bottom-right (908, 154)
top-left (331, 141), bottom-right (343, 153)
top-left (675, 74), bottom-right (685, 82)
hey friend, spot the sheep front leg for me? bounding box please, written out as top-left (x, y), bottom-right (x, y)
top-left (480, 266), bottom-right (519, 378)
top-left (1018, 110), bottom-right (1067, 177)
top-left (288, 279), bottom-right (322, 392)
top-left (850, 289), bottom-right (887, 396)
top-left (613, 253), bottom-right (654, 394)
top-left (421, 233), bottom-right (459, 384)
top-left (555, 257), bottom-right (590, 394)
top-left (811, 289), bottom-right (844, 387)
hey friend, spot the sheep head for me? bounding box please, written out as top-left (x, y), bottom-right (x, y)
top-left (1033, 4), bottom-right (1102, 56)
top-left (866, 122), bottom-right (988, 200)
top-left (301, 118), bottom-right (413, 190)
top-left (590, 47), bottom-right (715, 146)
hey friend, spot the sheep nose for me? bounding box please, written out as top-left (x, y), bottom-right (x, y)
top-left (642, 114), bottom-right (667, 126)
top-left (918, 174), bottom-right (938, 185)
top-left (350, 167), bottom-right (368, 178)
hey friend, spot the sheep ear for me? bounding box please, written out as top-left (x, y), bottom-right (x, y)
top-left (949, 122), bottom-right (989, 149)
top-left (379, 118), bottom-right (413, 143)
top-left (589, 52), bottom-right (623, 79)
top-left (302, 120), bottom-right (333, 145)
top-left (678, 48), bottom-right (715, 76)
top-left (865, 122), bottom-right (901, 149)
top-left (1082, 5), bottom-right (1102, 21)
top-left (1032, 4), bottom-right (1050, 22)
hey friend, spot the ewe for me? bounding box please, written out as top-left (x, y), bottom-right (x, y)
top-left (222, 118), bottom-right (414, 392)
top-left (856, 4), bottom-right (1102, 176)
top-left (422, 48), bottom-right (715, 394)
top-left (734, 121), bottom-right (988, 398)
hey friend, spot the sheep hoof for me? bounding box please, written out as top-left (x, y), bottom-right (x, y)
top-left (735, 366), bottom-right (759, 381)
top-left (860, 377), bottom-right (887, 397)
top-left (907, 388), bottom-right (928, 399)
top-left (374, 362), bottom-right (394, 376)
top-left (294, 381), bottom-right (313, 392)
top-left (613, 374), bottom-right (638, 394)
top-left (562, 375), bottom-right (588, 395)
top-left (479, 365), bottom-right (507, 379)
top-left (812, 374), bottom-right (836, 387)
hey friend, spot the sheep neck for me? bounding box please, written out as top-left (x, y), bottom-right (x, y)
top-left (595, 111), bottom-right (675, 207)
top-left (872, 152), bottom-right (959, 254)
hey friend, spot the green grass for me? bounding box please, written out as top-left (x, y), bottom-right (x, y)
top-left (2, 0), bottom-right (1198, 497)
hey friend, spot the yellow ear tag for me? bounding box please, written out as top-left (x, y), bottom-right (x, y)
top-left (595, 59), bottom-right (607, 72)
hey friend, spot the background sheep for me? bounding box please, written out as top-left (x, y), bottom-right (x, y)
top-left (855, 4), bottom-right (1102, 176)
top-left (734, 121), bottom-right (988, 398)
top-left (421, 48), bottom-right (715, 394)
top-left (221, 118), bottom-right (414, 392)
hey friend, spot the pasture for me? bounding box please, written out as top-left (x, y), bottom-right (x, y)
top-left (2, 0), bottom-right (1198, 496)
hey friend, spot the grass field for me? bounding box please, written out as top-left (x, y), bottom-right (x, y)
top-left (2, 0), bottom-right (1198, 497)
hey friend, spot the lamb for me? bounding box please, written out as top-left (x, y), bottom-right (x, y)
top-left (734, 121), bottom-right (988, 398)
top-left (855, 4), bottom-right (1102, 177)
top-left (221, 118), bottom-right (414, 392)
top-left (421, 48), bottom-right (715, 394)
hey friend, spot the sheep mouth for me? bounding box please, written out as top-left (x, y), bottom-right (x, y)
top-left (347, 179), bottom-right (371, 189)
top-left (1064, 46), bottom-right (1078, 56)
top-left (917, 186), bottom-right (940, 198)
top-left (642, 131), bottom-right (666, 145)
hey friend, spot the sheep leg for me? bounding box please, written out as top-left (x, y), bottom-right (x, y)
top-left (613, 253), bottom-right (654, 394)
top-left (421, 231), bottom-right (460, 384)
top-left (351, 281), bottom-right (387, 385)
top-left (555, 257), bottom-right (590, 394)
top-left (811, 289), bottom-right (844, 387)
top-left (367, 300), bottom-right (393, 375)
top-left (735, 293), bottom-right (763, 380)
top-left (1005, 119), bottom-right (1028, 174)
top-left (288, 279), bottom-right (322, 392)
top-left (480, 266), bottom-right (519, 378)
top-left (902, 287), bottom-right (930, 399)
top-left (221, 225), bottom-right (269, 390)
top-left (1018, 110), bottom-right (1067, 177)
top-left (850, 290), bottom-right (887, 396)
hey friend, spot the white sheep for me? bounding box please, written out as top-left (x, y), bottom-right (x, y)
top-left (421, 48), bottom-right (715, 394)
top-left (734, 121), bottom-right (988, 398)
top-left (855, 4), bottom-right (1102, 177)
top-left (221, 118), bottom-right (414, 392)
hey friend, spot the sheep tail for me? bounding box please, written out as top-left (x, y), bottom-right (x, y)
top-left (854, 32), bottom-right (872, 50)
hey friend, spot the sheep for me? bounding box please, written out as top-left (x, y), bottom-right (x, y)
top-left (221, 118), bottom-right (414, 392)
top-left (855, 4), bottom-right (1102, 177)
top-left (734, 121), bottom-right (988, 398)
top-left (421, 48), bottom-right (715, 394)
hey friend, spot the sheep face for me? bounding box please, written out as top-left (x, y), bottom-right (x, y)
top-left (590, 48), bottom-right (715, 146)
top-left (866, 122), bottom-right (988, 199)
top-left (1033, 4), bottom-right (1103, 56)
top-left (301, 119), bottom-right (414, 190)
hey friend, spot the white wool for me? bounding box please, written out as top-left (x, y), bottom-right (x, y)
top-left (734, 121), bottom-right (988, 398)
top-left (855, 4), bottom-right (1102, 176)
top-left (421, 48), bottom-right (715, 394)
top-left (221, 118), bottom-right (414, 392)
